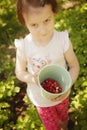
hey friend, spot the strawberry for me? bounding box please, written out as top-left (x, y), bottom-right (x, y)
top-left (41, 78), bottom-right (62, 94)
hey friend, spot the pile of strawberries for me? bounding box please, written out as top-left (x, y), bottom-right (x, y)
top-left (41, 78), bottom-right (62, 94)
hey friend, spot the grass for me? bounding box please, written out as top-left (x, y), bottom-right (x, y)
top-left (0, 1), bottom-right (87, 129)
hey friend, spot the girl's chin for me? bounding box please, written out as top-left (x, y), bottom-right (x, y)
top-left (33, 32), bottom-right (53, 44)
top-left (36, 37), bottom-right (52, 44)
top-left (35, 39), bottom-right (50, 46)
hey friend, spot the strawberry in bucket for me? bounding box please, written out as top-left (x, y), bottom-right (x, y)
top-left (41, 78), bottom-right (62, 94)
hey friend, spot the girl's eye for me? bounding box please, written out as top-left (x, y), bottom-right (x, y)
top-left (44, 18), bottom-right (50, 24)
top-left (31, 24), bottom-right (38, 28)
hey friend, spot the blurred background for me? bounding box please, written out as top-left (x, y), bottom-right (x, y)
top-left (0, 0), bottom-right (87, 129)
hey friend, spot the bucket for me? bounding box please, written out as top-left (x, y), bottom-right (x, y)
top-left (38, 64), bottom-right (72, 100)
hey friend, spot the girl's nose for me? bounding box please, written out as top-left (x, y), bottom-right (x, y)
top-left (39, 25), bottom-right (47, 35)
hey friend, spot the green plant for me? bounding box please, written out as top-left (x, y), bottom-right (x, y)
top-left (54, 3), bottom-right (87, 129)
top-left (0, 1), bottom-right (87, 129)
top-left (16, 98), bottom-right (45, 130)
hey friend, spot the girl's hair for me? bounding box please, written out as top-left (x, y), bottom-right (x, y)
top-left (16, 0), bottom-right (58, 25)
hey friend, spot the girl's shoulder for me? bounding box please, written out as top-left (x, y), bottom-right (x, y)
top-left (54, 29), bottom-right (69, 38)
top-left (54, 29), bottom-right (70, 52)
top-left (14, 33), bottom-right (31, 49)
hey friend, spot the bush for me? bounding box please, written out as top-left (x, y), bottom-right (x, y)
top-left (55, 3), bottom-right (87, 129)
top-left (0, 1), bottom-right (87, 130)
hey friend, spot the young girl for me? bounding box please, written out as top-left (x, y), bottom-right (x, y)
top-left (15, 0), bottom-right (80, 129)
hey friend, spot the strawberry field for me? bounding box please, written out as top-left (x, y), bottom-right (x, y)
top-left (0, 0), bottom-right (87, 130)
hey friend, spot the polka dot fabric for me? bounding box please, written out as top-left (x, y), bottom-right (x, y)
top-left (36, 97), bottom-right (69, 130)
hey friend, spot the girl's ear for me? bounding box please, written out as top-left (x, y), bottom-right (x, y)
top-left (53, 12), bottom-right (56, 17)
top-left (54, 12), bottom-right (56, 15)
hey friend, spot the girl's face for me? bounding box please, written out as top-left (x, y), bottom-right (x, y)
top-left (23, 5), bottom-right (55, 45)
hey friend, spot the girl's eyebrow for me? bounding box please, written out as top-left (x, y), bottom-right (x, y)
top-left (45, 15), bottom-right (52, 20)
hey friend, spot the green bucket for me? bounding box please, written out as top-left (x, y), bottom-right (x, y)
top-left (38, 64), bottom-right (72, 100)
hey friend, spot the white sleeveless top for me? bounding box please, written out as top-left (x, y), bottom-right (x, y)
top-left (14, 30), bottom-right (70, 107)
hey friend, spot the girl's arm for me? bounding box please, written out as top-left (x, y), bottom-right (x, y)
top-left (64, 40), bottom-right (80, 85)
top-left (52, 41), bottom-right (80, 101)
top-left (15, 52), bottom-right (36, 84)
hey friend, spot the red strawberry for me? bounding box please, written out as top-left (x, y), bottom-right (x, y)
top-left (41, 78), bottom-right (62, 94)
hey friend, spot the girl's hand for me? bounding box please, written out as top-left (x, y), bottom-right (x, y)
top-left (51, 89), bottom-right (70, 102)
top-left (32, 73), bottom-right (38, 85)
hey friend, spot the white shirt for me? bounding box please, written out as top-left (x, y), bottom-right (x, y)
top-left (14, 30), bottom-right (70, 107)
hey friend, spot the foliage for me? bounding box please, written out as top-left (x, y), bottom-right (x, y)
top-left (54, 2), bottom-right (87, 130)
top-left (0, 0), bottom-right (87, 130)
top-left (0, 0), bottom-right (28, 45)
top-left (16, 100), bottom-right (45, 130)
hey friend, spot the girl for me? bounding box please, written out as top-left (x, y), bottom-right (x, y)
top-left (15, 0), bottom-right (80, 129)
